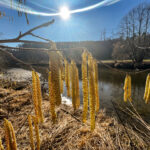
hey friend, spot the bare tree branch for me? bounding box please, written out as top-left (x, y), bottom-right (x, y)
top-left (0, 19), bottom-right (55, 44)
top-left (0, 48), bottom-right (33, 70)
top-left (0, 19), bottom-right (59, 71)
top-left (0, 40), bottom-right (49, 44)
top-left (18, 19), bottom-right (54, 39)
top-left (29, 33), bottom-right (51, 42)
top-left (0, 45), bottom-right (62, 52)
top-left (135, 45), bottom-right (150, 50)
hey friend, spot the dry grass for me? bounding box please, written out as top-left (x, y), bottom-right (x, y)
top-left (0, 82), bottom-right (149, 150)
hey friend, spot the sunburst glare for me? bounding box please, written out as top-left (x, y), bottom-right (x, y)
top-left (59, 6), bottom-right (70, 20)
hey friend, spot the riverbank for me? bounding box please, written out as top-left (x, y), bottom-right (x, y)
top-left (1, 48), bottom-right (150, 71)
top-left (99, 59), bottom-right (150, 69)
top-left (0, 79), bottom-right (150, 149)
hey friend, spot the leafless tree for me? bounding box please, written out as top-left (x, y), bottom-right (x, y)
top-left (115, 3), bottom-right (150, 66)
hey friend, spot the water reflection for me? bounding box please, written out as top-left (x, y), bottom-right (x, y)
top-left (98, 68), bottom-right (150, 119)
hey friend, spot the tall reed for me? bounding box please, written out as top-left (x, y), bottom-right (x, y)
top-left (64, 59), bottom-right (71, 97)
top-left (71, 60), bottom-right (77, 110)
top-left (123, 74), bottom-right (132, 102)
top-left (49, 51), bottom-right (62, 106)
top-left (88, 54), bottom-right (96, 131)
top-left (82, 52), bottom-right (88, 123)
top-left (70, 60), bottom-right (80, 110)
top-left (144, 74), bottom-right (150, 103)
top-left (28, 115), bottom-right (35, 150)
top-left (75, 66), bottom-right (80, 109)
top-left (93, 59), bottom-right (99, 113)
top-left (4, 118), bottom-right (17, 150)
top-left (48, 72), bottom-right (57, 123)
top-left (32, 71), bottom-right (39, 122)
top-left (59, 69), bottom-right (64, 94)
top-left (0, 136), bottom-right (4, 150)
top-left (32, 116), bottom-right (40, 150)
top-left (35, 72), bottom-right (44, 123)
top-left (127, 75), bottom-right (132, 101)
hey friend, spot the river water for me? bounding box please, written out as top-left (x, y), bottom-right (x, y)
top-left (37, 66), bottom-right (150, 120)
top-left (2, 67), bottom-right (149, 120)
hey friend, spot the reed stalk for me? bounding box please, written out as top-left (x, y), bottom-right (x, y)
top-left (4, 119), bottom-right (17, 150)
top-left (35, 72), bottom-right (44, 123)
top-left (76, 66), bottom-right (80, 109)
top-left (64, 59), bottom-right (71, 97)
top-left (28, 115), bottom-right (35, 150)
top-left (144, 74), bottom-right (150, 103)
top-left (88, 54), bottom-right (96, 131)
top-left (0, 136), bottom-right (4, 150)
top-left (49, 51), bottom-right (62, 106)
top-left (71, 60), bottom-right (77, 110)
top-left (82, 52), bottom-right (88, 123)
top-left (32, 71), bottom-right (39, 122)
top-left (123, 74), bottom-right (132, 102)
top-left (48, 72), bottom-right (57, 123)
top-left (93, 59), bottom-right (99, 113)
top-left (32, 116), bottom-right (40, 150)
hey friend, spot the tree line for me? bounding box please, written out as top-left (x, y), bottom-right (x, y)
top-left (113, 2), bottom-right (150, 66)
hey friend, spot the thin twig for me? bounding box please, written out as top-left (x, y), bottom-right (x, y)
top-left (60, 108), bottom-right (82, 123)
top-left (0, 19), bottom-right (55, 44)
top-left (111, 100), bottom-right (135, 148)
top-left (0, 48), bottom-right (33, 70)
top-left (16, 107), bottom-right (33, 137)
top-left (98, 59), bottom-right (150, 74)
top-left (0, 45), bottom-right (62, 52)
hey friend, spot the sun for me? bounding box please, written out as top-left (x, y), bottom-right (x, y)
top-left (59, 6), bottom-right (70, 20)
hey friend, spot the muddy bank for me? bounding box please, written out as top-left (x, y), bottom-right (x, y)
top-left (98, 61), bottom-right (150, 69)
top-left (0, 68), bottom-right (42, 90)
top-left (0, 68), bottom-right (42, 82)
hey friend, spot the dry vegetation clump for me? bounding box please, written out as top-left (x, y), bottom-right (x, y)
top-left (39, 104), bottom-right (148, 150)
top-left (0, 83), bottom-right (149, 150)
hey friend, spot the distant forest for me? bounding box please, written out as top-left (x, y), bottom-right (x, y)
top-left (9, 40), bottom-right (117, 64)
top-left (9, 37), bottom-right (150, 65)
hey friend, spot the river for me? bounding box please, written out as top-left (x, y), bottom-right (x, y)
top-left (36, 66), bottom-right (150, 121)
top-left (2, 67), bottom-right (150, 121)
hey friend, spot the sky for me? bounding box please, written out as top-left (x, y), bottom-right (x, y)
top-left (0, 0), bottom-right (150, 43)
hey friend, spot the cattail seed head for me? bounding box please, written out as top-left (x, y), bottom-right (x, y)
top-left (49, 52), bottom-right (62, 106)
top-left (71, 60), bottom-right (77, 110)
top-left (35, 72), bottom-right (44, 123)
top-left (82, 52), bottom-right (88, 123)
top-left (144, 74), bottom-right (150, 103)
top-left (123, 74), bottom-right (132, 102)
top-left (0, 136), bottom-right (4, 150)
top-left (32, 71), bottom-right (39, 122)
top-left (88, 54), bottom-right (96, 131)
top-left (48, 72), bottom-right (57, 123)
top-left (32, 116), bottom-right (40, 150)
top-left (75, 66), bottom-right (80, 109)
top-left (28, 115), bottom-right (35, 150)
top-left (93, 59), bottom-right (99, 113)
top-left (4, 118), bottom-right (17, 150)
top-left (64, 59), bottom-right (71, 97)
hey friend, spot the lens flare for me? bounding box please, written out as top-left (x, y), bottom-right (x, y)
top-left (60, 6), bottom-right (70, 20)
top-left (0, 0), bottom-right (121, 17)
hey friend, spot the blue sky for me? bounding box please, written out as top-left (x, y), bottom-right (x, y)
top-left (0, 0), bottom-right (149, 43)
